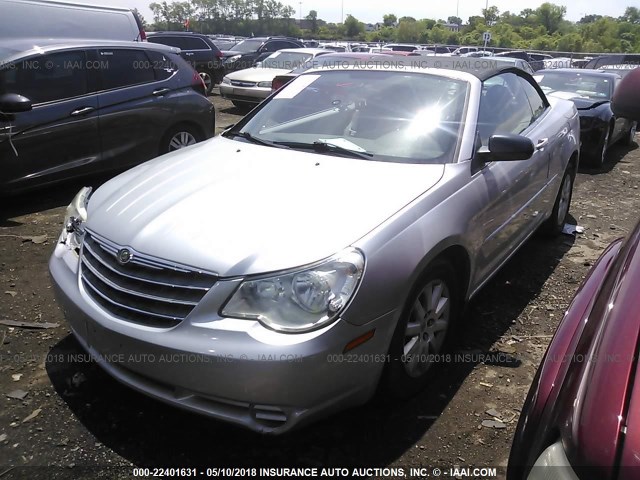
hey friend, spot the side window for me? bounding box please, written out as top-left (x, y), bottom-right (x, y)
top-left (98, 49), bottom-right (156, 90)
top-left (148, 36), bottom-right (184, 49)
top-left (146, 51), bottom-right (178, 81)
top-left (478, 73), bottom-right (535, 143)
top-left (518, 77), bottom-right (547, 122)
top-left (181, 37), bottom-right (209, 51)
top-left (277, 41), bottom-right (299, 50)
top-left (0, 51), bottom-right (88, 104)
top-left (262, 42), bottom-right (277, 52)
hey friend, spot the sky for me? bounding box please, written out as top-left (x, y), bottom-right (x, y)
top-left (103, 0), bottom-right (632, 25)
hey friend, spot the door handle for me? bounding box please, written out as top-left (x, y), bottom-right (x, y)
top-left (70, 107), bottom-right (95, 117)
top-left (152, 88), bottom-right (171, 96)
top-left (536, 138), bottom-right (549, 150)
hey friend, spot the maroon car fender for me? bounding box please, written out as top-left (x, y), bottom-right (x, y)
top-left (508, 237), bottom-right (624, 479)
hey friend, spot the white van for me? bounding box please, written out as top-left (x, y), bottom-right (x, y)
top-left (0, 0), bottom-right (146, 41)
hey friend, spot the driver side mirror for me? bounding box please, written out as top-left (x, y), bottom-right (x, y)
top-left (476, 134), bottom-right (534, 162)
top-left (0, 93), bottom-right (32, 114)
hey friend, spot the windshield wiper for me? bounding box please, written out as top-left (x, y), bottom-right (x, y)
top-left (227, 131), bottom-right (290, 149)
top-left (274, 140), bottom-right (374, 159)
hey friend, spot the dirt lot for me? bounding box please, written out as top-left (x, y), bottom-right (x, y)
top-left (0, 91), bottom-right (639, 479)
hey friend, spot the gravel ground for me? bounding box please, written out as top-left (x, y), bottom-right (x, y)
top-left (0, 90), bottom-right (639, 479)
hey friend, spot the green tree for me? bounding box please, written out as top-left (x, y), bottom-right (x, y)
top-left (555, 31), bottom-right (583, 51)
top-left (482, 6), bottom-right (500, 25)
top-left (578, 14), bottom-right (603, 24)
top-left (383, 13), bottom-right (397, 27)
top-left (447, 16), bottom-right (462, 25)
top-left (343, 14), bottom-right (364, 38)
top-left (621, 7), bottom-right (640, 24)
top-left (396, 19), bottom-right (422, 42)
top-left (306, 9), bottom-right (319, 33)
top-left (535, 3), bottom-right (566, 34)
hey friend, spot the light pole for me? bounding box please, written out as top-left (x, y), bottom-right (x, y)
top-left (299, 1), bottom-right (302, 21)
top-left (341, 0), bottom-right (344, 23)
top-left (456, 0), bottom-right (459, 18)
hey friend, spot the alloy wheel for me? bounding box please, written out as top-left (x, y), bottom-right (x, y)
top-left (402, 280), bottom-right (451, 378)
top-left (169, 131), bottom-right (197, 151)
top-left (199, 71), bottom-right (213, 93)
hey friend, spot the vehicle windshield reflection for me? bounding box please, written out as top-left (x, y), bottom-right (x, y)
top-left (232, 70), bottom-right (469, 164)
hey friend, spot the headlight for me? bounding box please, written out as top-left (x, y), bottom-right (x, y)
top-left (221, 76), bottom-right (231, 85)
top-left (257, 81), bottom-right (272, 88)
top-left (225, 55), bottom-right (241, 64)
top-left (222, 248), bottom-right (364, 333)
top-left (60, 186), bottom-right (92, 250)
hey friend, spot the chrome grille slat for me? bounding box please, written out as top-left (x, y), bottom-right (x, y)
top-left (80, 231), bottom-right (218, 328)
top-left (81, 255), bottom-right (198, 307)
top-left (82, 237), bottom-right (210, 291)
top-left (82, 274), bottom-right (180, 322)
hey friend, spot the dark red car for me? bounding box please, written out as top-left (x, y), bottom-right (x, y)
top-left (508, 219), bottom-right (640, 479)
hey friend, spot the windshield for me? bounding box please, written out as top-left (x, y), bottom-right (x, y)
top-left (229, 69), bottom-right (469, 164)
top-left (536, 72), bottom-right (613, 99)
top-left (262, 51), bottom-right (314, 70)
top-left (231, 39), bottom-right (264, 53)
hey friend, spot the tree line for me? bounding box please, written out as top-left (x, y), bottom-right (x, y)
top-left (143, 1), bottom-right (640, 53)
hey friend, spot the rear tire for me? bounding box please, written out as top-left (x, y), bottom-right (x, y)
top-left (541, 164), bottom-right (574, 236)
top-left (380, 259), bottom-right (461, 399)
top-left (231, 100), bottom-right (254, 112)
top-left (198, 70), bottom-right (214, 95)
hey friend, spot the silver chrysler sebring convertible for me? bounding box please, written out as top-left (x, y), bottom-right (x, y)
top-left (50, 64), bottom-right (579, 433)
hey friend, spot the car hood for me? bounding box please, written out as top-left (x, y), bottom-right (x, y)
top-left (85, 137), bottom-right (445, 277)
top-left (547, 91), bottom-right (609, 110)
top-left (226, 67), bottom-right (292, 82)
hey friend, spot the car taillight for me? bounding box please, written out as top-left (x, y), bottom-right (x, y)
top-left (215, 51), bottom-right (223, 58)
top-left (271, 76), bottom-right (290, 93)
top-left (140, 30), bottom-right (147, 41)
top-left (192, 71), bottom-right (207, 96)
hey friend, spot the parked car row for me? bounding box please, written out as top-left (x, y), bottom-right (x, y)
top-left (3, 1), bottom-right (640, 475)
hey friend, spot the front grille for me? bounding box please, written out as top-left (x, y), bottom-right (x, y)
top-left (80, 231), bottom-right (217, 328)
top-left (230, 80), bottom-right (256, 87)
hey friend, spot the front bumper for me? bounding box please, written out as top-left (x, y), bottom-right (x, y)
top-left (219, 84), bottom-right (270, 104)
top-left (49, 242), bottom-right (395, 434)
top-left (578, 122), bottom-right (605, 156)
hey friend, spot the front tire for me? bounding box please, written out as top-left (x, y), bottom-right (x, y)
top-left (587, 125), bottom-right (610, 168)
top-left (541, 165), bottom-right (574, 236)
top-left (160, 125), bottom-right (202, 154)
top-left (381, 259), bottom-right (461, 398)
top-left (622, 121), bottom-right (637, 146)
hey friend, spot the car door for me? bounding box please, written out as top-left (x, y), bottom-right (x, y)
top-left (0, 49), bottom-right (100, 192)
top-left (472, 72), bottom-right (551, 284)
top-left (180, 36), bottom-right (213, 70)
top-left (93, 48), bottom-right (171, 169)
